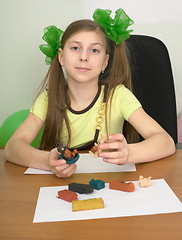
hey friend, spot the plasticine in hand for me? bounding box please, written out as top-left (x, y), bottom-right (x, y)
top-left (57, 143), bottom-right (79, 164)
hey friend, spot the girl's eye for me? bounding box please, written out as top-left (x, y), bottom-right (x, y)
top-left (91, 48), bottom-right (99, 53)
top-left (71, 46), bottom-right (79, 51)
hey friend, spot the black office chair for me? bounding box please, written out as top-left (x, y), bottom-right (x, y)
top-left (126, 35), bottom-right (178, 144)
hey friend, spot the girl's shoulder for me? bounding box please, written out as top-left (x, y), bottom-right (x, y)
top-left (115, 84), bottom-right (129, 91)
top-left (113, 84), bottom-right (133, 97)
top-left (112, 84), bottom-right (141, 120)
top-left (35, 89), bottom-right (48, 104)
top-left (30, 89), bottom-right (48, 122)
top-left (38, 89), bottom-right (48, 98)
top-left (112, 84), bottom-right (141, 108)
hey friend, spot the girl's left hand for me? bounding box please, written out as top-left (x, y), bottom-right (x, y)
top-left (49, 148), bottom-right (77, 178)
top-left (99, 134), bottom-right (129, 165)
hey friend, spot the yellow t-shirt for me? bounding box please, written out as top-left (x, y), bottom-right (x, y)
top-left (30, 85), bottom-right (141, 148)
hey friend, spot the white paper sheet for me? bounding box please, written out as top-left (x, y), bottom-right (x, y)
top-left (24, 153), bottom-right (136, 174)
top-left (33, 179), bottom-right (182, 223)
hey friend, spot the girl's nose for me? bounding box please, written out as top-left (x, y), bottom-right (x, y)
top-left (81, 57), bottom-right (87, 62)
top-left (80, 50), bottom-right (88, 62)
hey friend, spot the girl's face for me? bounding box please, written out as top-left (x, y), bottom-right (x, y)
top-left (58, 30), bottom-right (109, 85)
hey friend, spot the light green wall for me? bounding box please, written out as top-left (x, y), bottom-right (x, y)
top-left (0, 0), bottom-right (84, 125)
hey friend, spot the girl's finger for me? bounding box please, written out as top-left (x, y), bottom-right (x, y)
top-left (56, 162), bottom-right (76, 172)
top-left (50, 158), bottom-right (66, 167)
top-left (108, 134), bottom-right (125, 142)
top-left (103, 157), bottom-right (127, 165)
top-left (55, 164), bottom-right (77, 178)
top-left (99, 134), bottom-right (127, 150)
top-left (99, 150), bottom-right (126, 159)
top-left (100, 141), bottom-right (123, 150)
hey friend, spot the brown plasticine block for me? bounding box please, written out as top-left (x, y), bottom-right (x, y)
top-left (109, 180), bottom-right (135, 192)
top-left (57, 189), bottom-right (78, 202)
top-left (72, 198), bottom-right (104, 211)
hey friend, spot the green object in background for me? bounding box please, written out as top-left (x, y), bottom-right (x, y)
top-left (0, 110), bottom-right (43, 148)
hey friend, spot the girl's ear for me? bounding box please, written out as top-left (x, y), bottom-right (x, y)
top-left (58, 48), bottom-right (64, 66)
top-left (102, 54), bottom-right (109, 72)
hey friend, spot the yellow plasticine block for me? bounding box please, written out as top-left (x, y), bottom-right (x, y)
top-left (72, 198), bottom-right (104, 211)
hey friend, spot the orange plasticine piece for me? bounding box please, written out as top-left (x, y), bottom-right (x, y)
top-left (57, 189), bottom-right (78, 202)
top-left (109, 180), bottom-right (135, 192)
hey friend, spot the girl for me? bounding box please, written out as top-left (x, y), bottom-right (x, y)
top-left (4, 9), bottom-right (175, 178)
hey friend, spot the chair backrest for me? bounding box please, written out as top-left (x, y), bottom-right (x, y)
top-left (126, 35), bottom-right (178, 143)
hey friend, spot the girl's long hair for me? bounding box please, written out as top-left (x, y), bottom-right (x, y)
top-left (37, 20), bottom-right (138, 150)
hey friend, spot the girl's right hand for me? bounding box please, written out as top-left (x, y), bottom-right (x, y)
top-left (48, 148), bottom-right (77, 178)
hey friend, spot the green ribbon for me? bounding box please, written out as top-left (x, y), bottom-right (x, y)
top-left (39, 25), bottom-right (64, 65)
top-left (93, 8), bottom-right (134, 45)
top-left (39, 9), bottom-right (134, 64)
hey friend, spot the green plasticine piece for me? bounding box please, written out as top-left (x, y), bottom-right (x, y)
top-left (89, 178), bottom-right (105, 190)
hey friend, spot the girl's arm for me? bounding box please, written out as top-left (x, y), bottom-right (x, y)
top-left (4, 113), bottom-right (77, 177)
top-left (4, 113), bottom-right (49, 169)
top-left (99, 107), bottom-right (176, 164)
top-left (127, 107), bottom-right (176, 163)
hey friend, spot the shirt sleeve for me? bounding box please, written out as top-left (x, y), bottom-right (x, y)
top-left (30, 90), bottom-right (48, 122)
top-left (114, 85), bottom-right (142, 121)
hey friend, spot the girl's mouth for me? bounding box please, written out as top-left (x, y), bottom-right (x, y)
top-left (76, 67), bottom-right (90, 72)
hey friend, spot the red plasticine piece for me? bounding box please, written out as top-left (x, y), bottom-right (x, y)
top-left (109, 181), bottom-right (135, 192)
top-left (57, 189), bottom-right (78, 202)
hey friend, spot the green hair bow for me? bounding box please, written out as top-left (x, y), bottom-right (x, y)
top-left (93, 8), bottom-right (134, 45)
top-left (40, 9), bottom-right (134, 64)
top-left (39, 25), bottom-right (64, 65)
